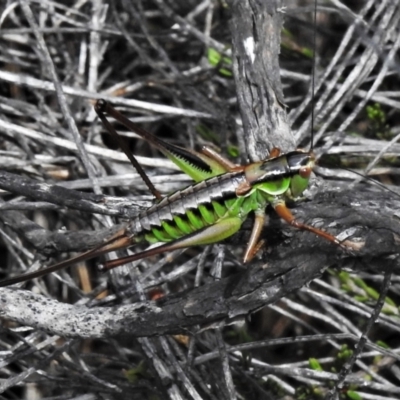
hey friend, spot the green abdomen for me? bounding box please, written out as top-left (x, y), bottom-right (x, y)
top-left (127, 172), bottom-right (257, 244)
top-left (144, 196), bottom-right (248, 244)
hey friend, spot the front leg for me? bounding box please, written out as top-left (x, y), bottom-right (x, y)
top-left (273, 201), bottom-right (361, 251)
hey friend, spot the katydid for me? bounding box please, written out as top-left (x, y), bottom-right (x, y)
top-left (0, 99), bottom-right (354, 287)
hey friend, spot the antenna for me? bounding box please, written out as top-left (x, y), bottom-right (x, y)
top-left (310, 0), bottom-right (317, 151)
top-left (95, 100), bottom-right (163, 200)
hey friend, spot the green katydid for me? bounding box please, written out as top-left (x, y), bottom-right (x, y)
top-left (0, 99), bottom-right (355, 287)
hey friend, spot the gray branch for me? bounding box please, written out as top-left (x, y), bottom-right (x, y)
top-left (230, 0), bottom-right (295, 160)
top-left (1, 186), bottom-right (399, 338)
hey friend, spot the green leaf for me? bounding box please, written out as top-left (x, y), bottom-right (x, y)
top-left (338, 345), bottom-right (353, 360)
top-left (366, 103), bottom-right (385, 124)
top-left (195, 124), bottom-right (218, 142)
top-left (124, 361), bottom-right (148, 383)
top-left (354, 277), bottom-right (368, 290)
top-left (376, 340), bottom-right (390, 349)
top-left (365, 286), bottom-right (379, 300)
top-left (338, 271), bottom-right (350, 283)
top-left (309, 358), bottom-right (323, 371)
top-left (207, 48), bottom-right (232, 77)
top-left (384, 296), bottom-right (396, 307)
top-left (301, 47), bottom-right (314, 58)
top-left (354, 295), bottom-right (369, 302)
top-left (347, 390), bottom-right (362, 400)
top-left (227, 144), bottom-right (239, 158)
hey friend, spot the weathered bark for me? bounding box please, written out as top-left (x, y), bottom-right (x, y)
top-left (1, 182), bottom-right (399, 338)
top-left (230, 0), bottom-right (295, 160)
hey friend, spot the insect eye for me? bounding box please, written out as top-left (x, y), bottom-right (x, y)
top-left (299, 167), bottom-right (311, 178)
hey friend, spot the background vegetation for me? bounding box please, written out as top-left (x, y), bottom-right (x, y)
top-left (0, 0), bottom-right (399, 399)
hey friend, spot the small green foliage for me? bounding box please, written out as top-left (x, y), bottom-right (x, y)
top-left (301, 47), bottom-right (314, 58)
top-left (381, 300), bottom-right (398, 316)
top-left (124, 361), bottom-right (149, 383)
top-left (366, 103), bottom-right (385, 125)
top-left (296, 385), bottom-right (324, 399)
top-left (353, 277), bottom-right (368, 290)
top-left (207, 48), bottom-right (232, 77)
top-left (353, 295), bottom-right (369, 302)
top-left (365, 103), bottom-right (392, 140)
top-left (337, 271), bottom-right (399, 315)
top-left (353, 276), bottom-right (380, 300)
top-left (373, 341), bottom-right (390, 365)
top-left (376, 340), bottom-right (390, 349)
top-left (364, 286), bottom-right (380, 300)
top-left (281, 28), bottom-right (314, 58)
top-left (337, 344), bottom-right (353, 361)
top-left (195, 125), bottom-right (238, 160)
top-left (338, 271), bottom-right (353, 293)
top-left (347, 390), bottom-right (362, 400)
top-left (227, 144), bottom-right (239, 158)
top-left (282, 27), bottom-right (292, 38)
top-left (373, 340), bottom-right (390, 366)
top-left (383, 296), bottom-right (396, 307)
top-left (338, 270), bottom-right (350, 283)
top-left (309, 358), bottom-right (323, 371)
top-left (196, 123), bottom-right (219, 142)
